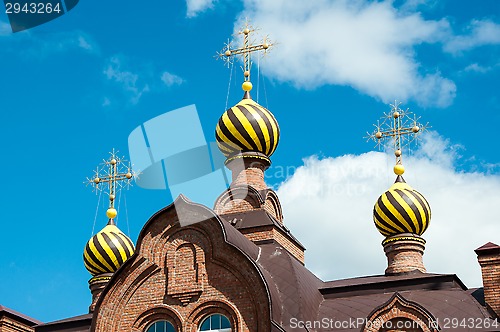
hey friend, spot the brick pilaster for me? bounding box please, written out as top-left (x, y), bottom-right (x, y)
top-left (475, 242), bottom-right (500, 318)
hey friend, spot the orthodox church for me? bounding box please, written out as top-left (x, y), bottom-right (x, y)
top-left (2, 26), bottom-right (500, 332)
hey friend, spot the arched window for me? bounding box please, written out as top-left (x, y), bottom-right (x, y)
top-left (146, 320), bottom-right (176, 332)
top-left (199, 314), bottom-right (231, 331)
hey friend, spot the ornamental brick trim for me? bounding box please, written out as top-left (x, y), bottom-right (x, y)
top-left (132, 306), bottom-right (183, 331)
top-left (363, 293), bottom-right (439, 332)
top-left (0, 316), bottom-right (35, 332)
top-left (214, 185), bottom-right (283, 222)
top-left (186, 300), bottom-right (240, 332)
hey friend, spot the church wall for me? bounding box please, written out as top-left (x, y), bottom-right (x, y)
top-left (91, 209), bottom-right (271, 332)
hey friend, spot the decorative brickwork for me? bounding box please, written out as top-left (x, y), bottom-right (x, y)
top-left (475, 242), bottom-right (500, 318)
top-left (214, 186), bottom-right (283, 223)
top-left (0, 306), bottom-right (39, 332)
top-left (91, 198), bottom-right (271, 332)
top-left (0, 316), bottom-right (34, 332)
top-left (383, 234), bottom-right (426, 275)
top-left (364, 293), bottom-right (438, 332)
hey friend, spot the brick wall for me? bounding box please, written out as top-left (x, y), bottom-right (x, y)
top-left (383, 235), bottom-right (426, 275)
top-left (476, 242), bottom-right (500, 318)
top-left (92, 208), bottom-right (271, 332)
top-left (0, 316), bottom-right (35, 332)
top-left (231, 167), bottom-right (267, 191)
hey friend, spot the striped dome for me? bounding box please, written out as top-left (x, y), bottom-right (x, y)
top-left (83, 223), bottom-right (135, 276)
top-left (373, 176), bottom-right (431, 237)
top-left (216, 97), bottom-right (280, 158)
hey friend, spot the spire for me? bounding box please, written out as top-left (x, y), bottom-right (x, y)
top-left (213, 22), bottom-right (304, 263)
top-left (83, 150), bottom-right (136, 312)
top-left (367, 102), bottom-right (432, 275)
top-left (215, 21), bottom-right (278, 166)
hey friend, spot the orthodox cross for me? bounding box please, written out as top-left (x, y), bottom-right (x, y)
top-left (218, 20), bottom-right (273, 84)
top-left (367, 101), bottom-right (429, 175)
top-left (86, 149), bottom-right (135, 219)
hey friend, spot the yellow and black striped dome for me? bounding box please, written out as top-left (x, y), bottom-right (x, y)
top-left (83, 222), bottom-right (135, 276)
top-left (373, 176), bottom-right (431, 237)
top-left (216, 97), bottom-right (280, 158)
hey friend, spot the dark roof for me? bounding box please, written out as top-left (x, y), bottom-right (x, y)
top-left (0, 304), bottom-right (42, 326)
top-left (317, 289), bottom-right (498, 331)
top-left (255, 243), bottom-right (323, 330)
top-left (35, 313), bottom-right (92, 332)
top-left (320, 271), bottom-right (467, 298)
top-left (315, 272), bottom-right (498, 331)
top-left (476, 242), bottom-right (500, 255)
top-left (220, 209), bottom-right (305, 250)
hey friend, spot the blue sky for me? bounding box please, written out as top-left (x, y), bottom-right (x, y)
top-left (1, 0), bottom-right (499, 323)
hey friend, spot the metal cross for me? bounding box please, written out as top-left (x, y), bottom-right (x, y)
top-left (218, 20), bottom-right (273, 82)
top-left (367, 101), bottom-right (429, 167)
top-left (86, 149), bottom-right (135, 213)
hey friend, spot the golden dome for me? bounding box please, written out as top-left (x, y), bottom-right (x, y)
top-left (83, 221), bottom-right (135, 276)
top-left (373, 176), bottom-right (431, 237)
top-left (215, 95), bottom-right (280, 159)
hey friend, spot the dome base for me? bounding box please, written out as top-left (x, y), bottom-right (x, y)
top-left (225, 151), bottom-right (271, 167)
top-left (88, 273), bottom-right (113, 313)
top-left (383, 234), bottom-right (426, 275)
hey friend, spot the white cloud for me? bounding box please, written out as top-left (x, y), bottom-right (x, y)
top-left (186, 0), bottom-right (214, 17)
top-left (464, 63), bottom-right (491, 74)
top-left (104, 56), bottom-right (150, 104)
top-left (444, 20), bottom-right (500, 54)
top-left (400, 0), bottom-right (438, 12)
top-left (276, 132), bottom-right (500, 288)
top-left (161, 71), bottom-right (184, 87)
top-left (238, 0), bottom-right (456, 107)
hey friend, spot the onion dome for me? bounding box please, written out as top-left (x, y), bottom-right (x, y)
top-left (373, 176), bottom-right (431, 237)
top-left (215, 89), bottom-right (280, 160)
top-left (83, 220), bottom-right (135, 276)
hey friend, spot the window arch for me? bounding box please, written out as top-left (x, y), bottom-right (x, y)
top-left (146, 320), bottom-right (176, 332)
top-left (199, 314), bottom-right (232, 331)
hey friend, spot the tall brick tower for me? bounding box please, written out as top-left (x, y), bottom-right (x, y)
top-left (368, 102), bottom-right (432, 275)
top-left (213, 23), bottom-right (305, 263)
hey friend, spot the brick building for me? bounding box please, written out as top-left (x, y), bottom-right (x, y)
top-left (3, 59), bottom-right (500, 332)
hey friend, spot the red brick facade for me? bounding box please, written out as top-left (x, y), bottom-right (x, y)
top-left (476, 242), bottom-right (500, 318)
top-left (383, 235), bottom-right (426, 275)
top-left (0, 306), bottom-right (39, 332)
top-left (91, 201), bottom-right (272, 332)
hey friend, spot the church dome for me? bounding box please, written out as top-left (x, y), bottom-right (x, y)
top-left (83, 222), bottom-right (135, 276)
top-left (215, 93), bottom-right (280, 159)
top-left (373, 176), bottom-right (431, 237)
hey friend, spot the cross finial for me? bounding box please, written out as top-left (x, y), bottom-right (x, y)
top-left (86, 149), bottom-right (136, 221)
top-left (217, 19), bottom-right (273, 93)
top-left (367, 101), bottom-right (429, 176)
